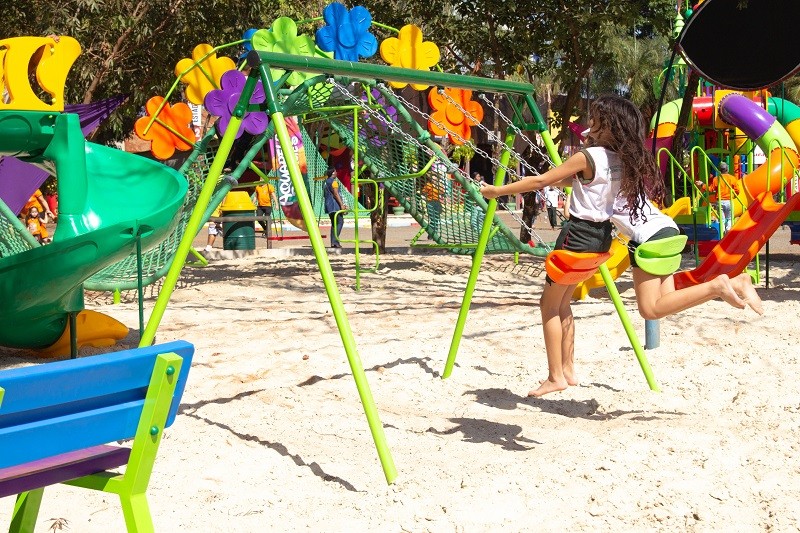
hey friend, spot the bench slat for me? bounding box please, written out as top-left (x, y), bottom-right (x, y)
top-left (0, 340), bottom-right (193, 426)
top-left (0, 445), bottom-right (130, 498)
top-left (0, 401), bottom-right (141, 469)
top-left (0, 340), bottom-right (194, 470)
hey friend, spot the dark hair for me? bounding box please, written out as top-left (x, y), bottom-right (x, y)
top-left (325, 166), bottom-right (336, 177)
top-left (586, 95), bottom-right (664, 222)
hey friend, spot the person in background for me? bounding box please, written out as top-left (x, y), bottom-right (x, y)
top-left (544, 185), bottom-right (561, 230)
top-left (323, 166), bottom-right (346, 248)
top-left (25, 206), bottom-right (50, 243)
top-left (696, 161), bottom-right (739, 233)
top-left (254, 180), bottom-right (278, 238)
top-left (421, 177), bottom-right (443, 238)
top-left (21, 188), bottom-right (55, 222)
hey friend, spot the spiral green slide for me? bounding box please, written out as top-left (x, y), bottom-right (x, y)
top-left (0, 110), bottom-right (187, 350)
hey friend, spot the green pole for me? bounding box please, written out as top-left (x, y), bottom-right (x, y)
top-left (352, 107), bottom-right (361, 291)
top-left (250, 50), bottom-right (537, 95)
top-left (136, 234), bottom-right (144, 343)
top-left (259, 61), bottom-right (397, 484)
top-left (442, 130), bottom-right (516, 378)
top-left (597, 264), bottom-right (659, 392)
top-left (138, 76), bottom-right (258, 347)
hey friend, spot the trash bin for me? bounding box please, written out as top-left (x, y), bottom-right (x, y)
top-left (220, 191), bottom-right (256, 250)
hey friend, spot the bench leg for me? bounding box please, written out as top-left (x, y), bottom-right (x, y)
top-left (10, 489), bottom-right (44, 533)
top-left (119, 492), bottom-right (154, 533)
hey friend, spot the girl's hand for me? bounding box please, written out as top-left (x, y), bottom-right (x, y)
top-left (479, 182), bottom-right (500, 199)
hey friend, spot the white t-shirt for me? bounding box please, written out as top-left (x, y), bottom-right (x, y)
top-left (568, 147), bottom-right (622, 222)
top-left (544, 186), bottom-right (560, 207)
top-left (611, 197), bottom-right (677, 243)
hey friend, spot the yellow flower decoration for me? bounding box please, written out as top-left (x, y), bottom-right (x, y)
top-left (175, 44), bottom-right (236, 105)
top-left (379, 25), bottom-right (440, 90)
top-left (251, 17), bottom-right (333, 87)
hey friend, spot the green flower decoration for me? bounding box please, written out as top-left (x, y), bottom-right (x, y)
top-left (252, 17), bottom-right (333, 87)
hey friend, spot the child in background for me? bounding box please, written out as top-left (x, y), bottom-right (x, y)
top-left (205, 221), bottom-right (219, 252)
top-left (25, 206), bottom-right (49, 243)
top-left (481, 95), bottom-right (662, 397)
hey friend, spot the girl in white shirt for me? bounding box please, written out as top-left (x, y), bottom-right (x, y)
top-left (481, 94), bottom-right (664, 397)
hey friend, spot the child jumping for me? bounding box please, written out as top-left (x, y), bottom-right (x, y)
top-left (481, 95), bottom-right (660, 397)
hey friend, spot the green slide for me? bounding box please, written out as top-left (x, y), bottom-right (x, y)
top-left (0, 110), bottom-right (187, 349)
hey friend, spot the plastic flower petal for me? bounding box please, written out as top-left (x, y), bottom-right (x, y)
top-left (315, 3), bottom-right (378, 61)
top-left (379, 25), bottom-right (440, 90)
top-left (360, 88), bottom-right (397, 146)
top-left (175, 44), bottom-right (236, 105)
top-left (251, 17), bottom-right (333, 87)
top-left (204, 69), bottom-right (268, 138)
top-left (134, 96), bottom-right (195, 160)
top-left (240, 28), bottom-right (258, 60)
top-left (427, 88), bottom-right (484, 145)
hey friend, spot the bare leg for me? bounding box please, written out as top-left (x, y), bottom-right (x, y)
top-left (633, 269), bottom-right (747, 320)
top-left (529, 280), bottom-right (573, 397)
top-left (559, 285), bottom-right (579, 386)
top-left (730, 273), bottom-right (763, 315)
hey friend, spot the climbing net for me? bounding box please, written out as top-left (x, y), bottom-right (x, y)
top-left (310, 77), bottom-right (546, 254)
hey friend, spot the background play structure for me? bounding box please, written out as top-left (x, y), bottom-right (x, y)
top-left (1, 0), bottom-right (799, 486)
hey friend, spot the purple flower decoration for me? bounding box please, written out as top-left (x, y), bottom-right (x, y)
top-left (204, 69), bottom-right (268, 138)
top-left (315, 3), bottom-right (378, 61)
top-left (361, 88), bottom-right (397, 147)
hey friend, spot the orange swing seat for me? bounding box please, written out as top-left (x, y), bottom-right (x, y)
top-left (545, 250), bottom-right (611, 285)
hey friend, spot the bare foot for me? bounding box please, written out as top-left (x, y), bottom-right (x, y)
top-left (731, 273), bottom-right (764, 315)
top-left (529, 378), bottom-right (568, 397)
top-left (713, 274), bottom-right (746, 310)
top-left (540, 375), bottom-right (579, 387)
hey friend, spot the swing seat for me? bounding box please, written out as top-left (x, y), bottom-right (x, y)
top-left (545, 250), bottom-right (611, 285)
top-left (634, 235), bottom-right (688, 276)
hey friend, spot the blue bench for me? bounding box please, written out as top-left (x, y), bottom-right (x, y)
top-left (0, 340), bottom-right (194, 532)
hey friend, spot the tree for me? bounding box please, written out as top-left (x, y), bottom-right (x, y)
top-left (2, 0), bottom-right (314, 142)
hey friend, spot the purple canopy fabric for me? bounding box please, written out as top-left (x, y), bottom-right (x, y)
top-left (0, 94), bottom-right (126, 215)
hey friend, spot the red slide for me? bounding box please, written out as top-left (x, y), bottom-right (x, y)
top-left (674, 192), bottom-right (800, 289)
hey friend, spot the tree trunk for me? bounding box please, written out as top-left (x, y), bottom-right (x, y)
top-left (362, 182), bottom-right (387, 253)
top-left (669, 70), bottom-right (701, 198)
top-left (518, 191), bottom-right (540, 244)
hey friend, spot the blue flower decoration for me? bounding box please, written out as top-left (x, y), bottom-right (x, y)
top-left (240, 28), bottom-right (258, 60)
top-left (315, 3), bottom-right (377, 61)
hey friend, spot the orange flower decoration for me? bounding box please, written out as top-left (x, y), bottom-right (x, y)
top-left (427, 88), bottom-right (484, 145)
top-left (134, 96), bottom-right (195, 160)
top-left (175, 44), bottom-right (236, 105)
top-left (379, 24), bottom-right (440, 90)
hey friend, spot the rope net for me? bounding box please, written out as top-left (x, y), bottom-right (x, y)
top-left (291, 76), bottom-right (550, 255)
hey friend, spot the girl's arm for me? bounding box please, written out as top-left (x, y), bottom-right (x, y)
top-left (480, 152), bottom-right (588, 199)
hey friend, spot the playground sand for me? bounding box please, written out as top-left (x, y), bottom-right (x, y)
top-left (2, 250), bottom-right (800, 531)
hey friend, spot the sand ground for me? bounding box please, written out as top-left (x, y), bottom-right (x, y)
top-left (2, 215), bottom-right (800, 532)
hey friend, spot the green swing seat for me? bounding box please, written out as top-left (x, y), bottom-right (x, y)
top-left (634, 235), bottom-right (688, 276)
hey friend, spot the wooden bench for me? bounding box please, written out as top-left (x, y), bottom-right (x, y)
top-left (0, 340), bottom-right (194, 532)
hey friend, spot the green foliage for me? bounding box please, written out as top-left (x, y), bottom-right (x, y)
top-left (3, 0), bottom-right (677, 145)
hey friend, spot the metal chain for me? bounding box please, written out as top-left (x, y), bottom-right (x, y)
top-left (331, 79), bottom-right (551, 250)
top-left (391, 87), bottom-right (554, 248)
top-left (478, 93), bottom-right (556, 169)
top-left (390, 89), bottom-right (521, 180)
top-left (439, 89), bottom-right (542, 178)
